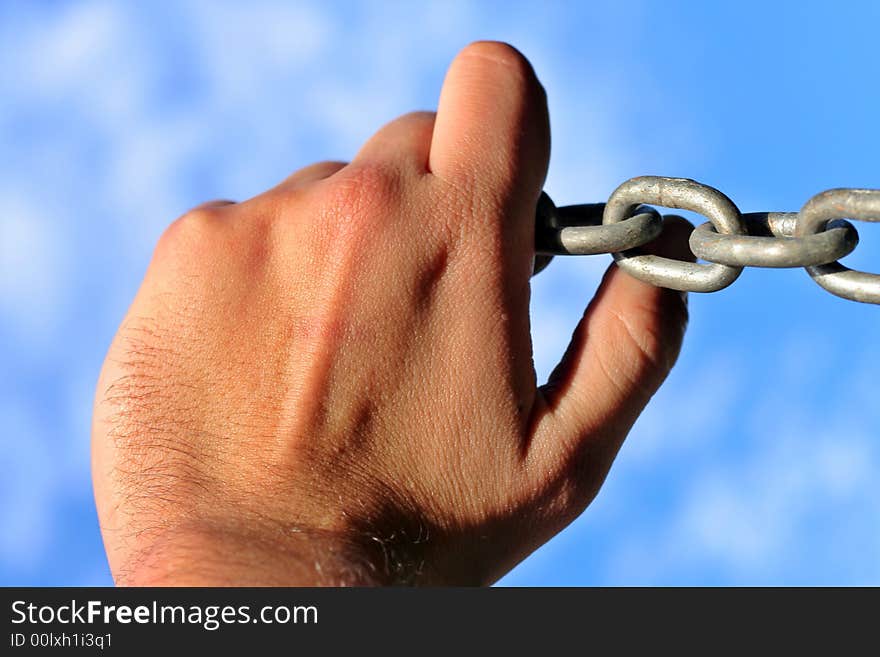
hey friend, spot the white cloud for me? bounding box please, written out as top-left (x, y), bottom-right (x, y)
top-left (597, 348), bottom-right (880, 584)
top-left (10, 3), bottom-right (121, 95)
top-left (678, 426), bottom-right (878, 575)
top-left (0, 402), bottom-right (56, 568)
top-left (0, 193), bottom-right (74, 350)
top-left (626, 349), bottom-right (746, 462)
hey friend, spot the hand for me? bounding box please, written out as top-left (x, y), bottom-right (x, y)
top-left (92, 41), bottom-right (691, 586)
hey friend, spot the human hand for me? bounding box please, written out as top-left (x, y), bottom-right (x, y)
top-left (92, 41), bottom-right (692, 586)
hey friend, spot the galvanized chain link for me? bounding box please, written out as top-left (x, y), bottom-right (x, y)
top-left (534, 176), bottom-right (880, 304)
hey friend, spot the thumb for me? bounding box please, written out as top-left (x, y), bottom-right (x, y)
top-left (529, 215), bottom-right (694, 503)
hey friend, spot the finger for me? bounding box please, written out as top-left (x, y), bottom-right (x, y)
top-left (429, 41), bottom-right (550, 203)
top-left (277, 160), bottom-right (348, 191)
top-left (530, 215), bottom-right (695, 496)
top-left (354, 111), bottom-right (436, 172)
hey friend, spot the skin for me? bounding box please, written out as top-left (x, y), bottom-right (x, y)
top-left (92, 41), bottom-right (693, 586)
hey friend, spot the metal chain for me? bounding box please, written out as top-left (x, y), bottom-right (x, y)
top-left (534, 176), bottom-right (880, 304)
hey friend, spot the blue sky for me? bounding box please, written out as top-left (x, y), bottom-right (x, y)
top-left (2, 0), bottom-right (879, 586)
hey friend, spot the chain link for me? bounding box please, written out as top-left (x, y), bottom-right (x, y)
top-left (534, 176), bottom-right (880, 304)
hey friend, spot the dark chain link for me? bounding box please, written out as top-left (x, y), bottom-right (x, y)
top-left (534, 176), bottom-right (880, 303)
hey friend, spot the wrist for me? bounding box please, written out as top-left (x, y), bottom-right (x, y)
top-left (116, 520), bottom-right (389, 587)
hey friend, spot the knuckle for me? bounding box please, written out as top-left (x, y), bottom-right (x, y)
top-left (156, 205), bottom-right (226, 256)
top-left (314, 158), bottom-right (347, 169)
top-left (176, 204), bottom-right (227, 233)
top-left (399, 110), bottom-right (436, 125)
top-left (318, 162), bottom-right (401, 238)
top-left (304, 160), bottom-right (348, 179)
